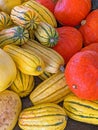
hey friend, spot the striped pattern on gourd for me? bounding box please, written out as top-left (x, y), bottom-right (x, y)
top-left (38, 71), bottom-right (53, 80)
top-left (0, 12), bottom-right (13, 31)
top-left (0, 26), bottom-right (29, 48)
top-left (23, 0), bottom-right (57, 27)
top-left (18, 103), bottom-right (67, 130)
top-left (11, 5), bottom-right (41, 31)
top-left (63, 93), bottom-right (98, 125)
top-left (3, 44), bottom-right (45, 76)
top-left (34, 22), bottom-right (59, 47)
top-left (30, 71), bottom-right (71, 105)
top-left (22, 40), bottom-right (65, 73)
top-left (10, 69), bottom-right (34, 97)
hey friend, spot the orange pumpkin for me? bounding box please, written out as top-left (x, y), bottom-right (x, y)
top-left (52, 26), bottom-right (83, 64)
top-left (65, 50), bottom-right (98, 100)
top-left (54, 0), bottom-right (91, 26)
top-left (79, 9), bottom-right (98, 46)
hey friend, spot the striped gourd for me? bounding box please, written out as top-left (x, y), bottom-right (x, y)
top-left (18, 103), bottom-right (67, 130)
top-left (29, 71), bottom-right (71, 105)
top-left (34, 22), bottom-right (58, 47)
top-left (0, 11), bottom-right (13, 31)
top-left (3, 44), bottom-right (45, 76)
top-left (10, 69), bottom-right (35, 97)
top-left (63, 93), bottom-right (98, 125)
top-left (0, 26), bottom-right (29, 48)
top-left (38, 71), bottom-right (53, 80)
top-left (11, 5), bottom-right (41, 31)
top-left (23, 0), bottom-right (57, 27)
top-left (22, 39), bottom-right (65, 73)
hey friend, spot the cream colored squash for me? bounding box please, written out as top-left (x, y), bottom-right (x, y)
top-left (0, 48), bottom-right (17, 91)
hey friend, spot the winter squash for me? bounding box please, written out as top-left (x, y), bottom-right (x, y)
top-left (54, 0), bottom-right (91, 26)
top-left (53, 26), bottom-right (83, 64)
top-left (79, 9), bottom-right (98, 46)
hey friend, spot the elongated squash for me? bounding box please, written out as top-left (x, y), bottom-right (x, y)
top-left (30, 71), bottom-right (71, 105)
top-left (0, 11), bottom-right (13, 31)
top-left (3, 44), bottom-right (45, 76)
top-left (22, 40), bottom-right (65, 73)
top-left (23, 0), bottom-right (57, 27)
top-left (0, 26), bottom-right (29, 48)
top-left (0, 48), bottom-right (17, 91)
top-left (63, 93), bottom-right (98, 125)
top-left (18, 103), bottom-right (67, 130)
top-left (11, 5), bottom-right (41, 31)
top-left (10, 69), bottom-right (35, 97)
top-left (34, 22), bottom-right (58, 47)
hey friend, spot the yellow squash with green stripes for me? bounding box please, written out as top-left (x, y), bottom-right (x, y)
top-left (30, 71), bottom-right (71, 105)
top-left (38, 71), bottom-right (53, 80)
top-left (63, 93), bottom-right (98, 125)
top-left (10, 69), bottom-right (35, 98)
top-left (18, 103), bottom-right (67, 130)
top-left (22, 39), bottom-right (65, 73)
top-left (0, 11), bottom-right (13, 31)
top-left (23, 0), bottom-right (57, 27)
top-left (11, 5), bottom-right (41, 31)
top-left (0, 26), bottom-right (29, 48)
top-left (34, 22), bottom-right (58, 47)
top-left (3, 44), bottom-right (45, 76)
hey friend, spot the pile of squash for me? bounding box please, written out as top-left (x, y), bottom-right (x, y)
top-left (0, 0), bottom-right (98, 130)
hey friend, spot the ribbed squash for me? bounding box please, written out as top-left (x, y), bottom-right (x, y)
top-left (0, 48), bottom-right (17, 92)
top-left (0, 26), bottom-right (29, 48)
top-left (38, 71), bottom-right (53, 80)
top-left (10, 69), bottom-right (34, 97)
top-left (30, 71), bottom-right (71, 105)
top-left (63, 93), bottom-right (98, 125)
top-left (11, 5), bottom-right (41, 31)
top-left (23, 0), bottom-right (57, 27)
top-left (3, 44), bottom-right (45, 76)
top-left (22, 40), bottom-right (65, 73)
top-left (0, 11), bottom-right (13, 31)
top-left (18, 103), bottom-right (67, 130)
top-left (34, 22), bottom-right (59, 47)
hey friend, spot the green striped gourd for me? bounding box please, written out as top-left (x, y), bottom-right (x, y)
top-left (0, 11), bottom-right (13, 31)
top-left (10, 69), bottom-right (34, 97)
top-left (22, 40), bottom-right (65, 73)
top-left (3, 44), bottom-right (45, 76)
top-left (34, 22), bottom-right (58, 47)
top-left (23, 0), bottom-right (57, 27)
top-left (63, 93), bottom-right (98, 125)
top-left (18, 103), bottom-right (67, 130)
top-left (38, 71), bottom-right (53, 80)
top-left (30, 71), bottom-right (71, 105)
top-left (11, 5), bottom-right (41, 31)
top-left (0, 26), bottom-right (29, 48)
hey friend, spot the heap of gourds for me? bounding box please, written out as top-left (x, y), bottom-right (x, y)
top-left (0, 0), bottom-right (98, 130)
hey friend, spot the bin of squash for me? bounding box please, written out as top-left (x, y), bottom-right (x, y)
top-left (0, 0), bottom-right (98, 130)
